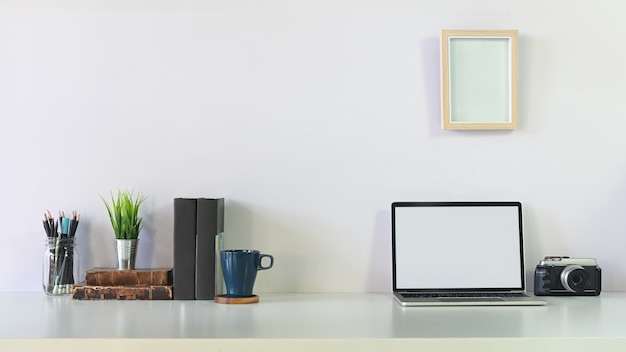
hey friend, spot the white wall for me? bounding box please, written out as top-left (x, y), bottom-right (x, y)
top-left (1, 0), bottom-right (625, 293)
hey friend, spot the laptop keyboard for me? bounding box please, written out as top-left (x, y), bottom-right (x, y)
top-left (401, 292), bottom-right (528, 298)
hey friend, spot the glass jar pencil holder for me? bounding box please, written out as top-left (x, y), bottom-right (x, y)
top-left (43, 237), bottom-right (79, 295)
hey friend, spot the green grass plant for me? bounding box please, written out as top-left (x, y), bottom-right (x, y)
top-left (101, 190), bottom-right (146, 240)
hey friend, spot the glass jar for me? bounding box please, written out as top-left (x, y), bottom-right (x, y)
top-left (43, 237), bottom-right (79, 295)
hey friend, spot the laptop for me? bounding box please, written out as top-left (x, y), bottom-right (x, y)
top-left (392, 201), bottom-right (546, 306)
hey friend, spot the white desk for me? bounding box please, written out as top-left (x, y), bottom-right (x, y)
top-left (1, 292), bottom-right (625, 351)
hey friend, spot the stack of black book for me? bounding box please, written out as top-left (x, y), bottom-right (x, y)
top-left (173, 198), bottom-right (225, 300)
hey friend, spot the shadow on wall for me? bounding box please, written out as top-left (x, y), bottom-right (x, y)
top-left (222, 200), bottom-right (254, 250)
top-left (367, 209), bottom-right (392, 292)
top-left (224, 200), bottom-right (334, 293)
top-left (421, 36), bottom-right (445, 136)
top-left (522, 203), bottom-right (569, 292)
top-left (143, 200), bottom-right (174, 268)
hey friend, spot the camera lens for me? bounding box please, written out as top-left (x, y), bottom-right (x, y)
top-left (560, 265), bottom-right (590, 293)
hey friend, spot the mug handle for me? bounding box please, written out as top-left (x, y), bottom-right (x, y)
top-left (258, 254), bottom-right (274, 270)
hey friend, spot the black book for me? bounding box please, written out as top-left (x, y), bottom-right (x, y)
top-left (195, 198), bottom-right (224, 300)
top-left (173, 198), bottom-right (197, 300)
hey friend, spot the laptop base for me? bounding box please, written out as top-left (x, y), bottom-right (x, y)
top-left (393, 292), bottom-right (547, 306)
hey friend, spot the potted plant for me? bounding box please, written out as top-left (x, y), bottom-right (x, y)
top-left (101, 189), bottom-right (147, 270)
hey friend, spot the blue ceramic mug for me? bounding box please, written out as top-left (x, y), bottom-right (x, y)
top-left (221, 249), bottom-right (274, 297)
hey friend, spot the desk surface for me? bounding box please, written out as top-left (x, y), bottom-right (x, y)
top-left (2, 292), bottom-right (626, 351)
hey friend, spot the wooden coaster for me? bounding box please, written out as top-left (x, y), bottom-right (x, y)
top-left (214, 294), bottom-right (259, 304)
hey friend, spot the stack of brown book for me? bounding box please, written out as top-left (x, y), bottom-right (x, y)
top-left (72, 267), bottom-right (173, 300)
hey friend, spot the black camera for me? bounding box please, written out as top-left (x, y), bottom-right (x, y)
top-left (534, 256), bottom-right (601, 296)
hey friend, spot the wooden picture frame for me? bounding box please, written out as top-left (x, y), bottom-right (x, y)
top-left (440, 30), bottom-right (518, 130)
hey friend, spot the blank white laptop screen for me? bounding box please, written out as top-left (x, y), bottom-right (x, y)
top-left (393, 203), bottom-right (524, 290)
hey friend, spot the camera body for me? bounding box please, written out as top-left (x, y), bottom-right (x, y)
top-left (534, 256), bottom-right (601, 296)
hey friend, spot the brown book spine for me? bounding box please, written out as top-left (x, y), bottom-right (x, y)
top-left (72, 284), bottom-right (173, 300)
top-left (85, 268), bottom-right (173, 286)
